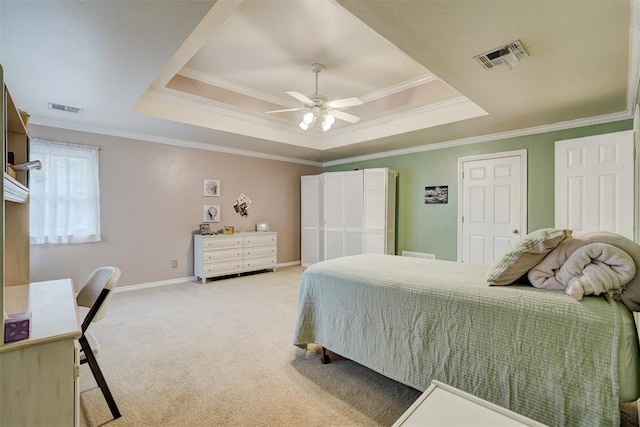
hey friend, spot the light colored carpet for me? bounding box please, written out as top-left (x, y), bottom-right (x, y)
top-left (79, 266), bottom-right (421, 426)
top-left (80, 265), bottom-right (639, 427)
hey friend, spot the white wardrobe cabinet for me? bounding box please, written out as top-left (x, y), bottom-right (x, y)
top-left (301, 168), bottom-right (396, 266)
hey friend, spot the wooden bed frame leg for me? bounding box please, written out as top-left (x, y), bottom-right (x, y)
top-left (321, 347), bottom-right (331, 364)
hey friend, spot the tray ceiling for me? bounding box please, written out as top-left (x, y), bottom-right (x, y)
top-left (0, 0), bottom-right (636, 164)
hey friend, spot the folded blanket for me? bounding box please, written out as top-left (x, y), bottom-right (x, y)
top-left (528, 238), bottom-right (588, 290)
top-left (528, 232), bottom-right (640, 310)
top-left (557, 243), bottom-right (636, 300)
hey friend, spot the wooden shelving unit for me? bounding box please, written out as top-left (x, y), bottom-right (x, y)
top-left (1, 64), bottom-right (31, 339)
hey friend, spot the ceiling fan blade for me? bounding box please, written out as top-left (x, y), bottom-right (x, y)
top-left (286, 91), bottom-right (314, 105)
top-left (331, 109), bottom-right (360, 124)
top-left (327, 97), bottom-right (363, 109)
top-left (265, 107), bottom-right (304, 114)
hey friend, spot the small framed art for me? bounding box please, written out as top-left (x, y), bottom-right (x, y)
top-left (203, 205), bottom-right (221, 223)
top-left (199, 223), bottom-right (213, 235)
top-left (425, 186), bottom-right (448, 204)
top-left (203, 179), bottom-right (220, 197)
top-left (256, 221), bottom-right (269, 232)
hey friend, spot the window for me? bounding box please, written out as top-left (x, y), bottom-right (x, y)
top-left (29, 139), bottom-right (101, 244)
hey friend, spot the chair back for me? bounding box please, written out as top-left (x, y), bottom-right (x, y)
top-left (76, 266), bottom-right (121, 323)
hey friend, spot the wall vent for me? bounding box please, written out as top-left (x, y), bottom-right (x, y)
top-left (474, 40), bottom-right (528, 70)
top-left (48, 102), bottom-right (83, 114)
top-left (402, 251), bottom-right (436, 260)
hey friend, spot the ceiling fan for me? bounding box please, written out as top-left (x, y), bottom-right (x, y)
top-left (266, 63), bottom-right (363, 131)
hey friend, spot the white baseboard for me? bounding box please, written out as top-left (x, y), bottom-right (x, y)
top-left (278, 260), bottom-right (301, 268)
top-left (114, 261), bottom-right (302, 293)
top-left (114, 276), bottom-right (197, 293)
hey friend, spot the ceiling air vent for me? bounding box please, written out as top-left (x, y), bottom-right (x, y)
top-left (48, 102), bottom-right (83, 114)
top-left (474, 40), bottom-right (528, 70)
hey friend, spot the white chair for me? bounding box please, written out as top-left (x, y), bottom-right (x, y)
top-left (76, 266), bottom-right (122, 420)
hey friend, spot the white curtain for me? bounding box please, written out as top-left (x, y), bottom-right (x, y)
top-left (29, 139), bottom-right (101, 244)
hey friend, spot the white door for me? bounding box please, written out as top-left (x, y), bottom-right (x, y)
top-left (555, 130), bottom-right (634, 239)
top-left (459, 151), bottom-right (527, 264)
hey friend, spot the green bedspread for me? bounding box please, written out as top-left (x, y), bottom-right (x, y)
top-left (293, 254), bottom-right (630, 426)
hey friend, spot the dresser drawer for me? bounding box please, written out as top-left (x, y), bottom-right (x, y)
top-left (243, 245), bottom-right (276, 259)
top-left (243, 256), bottom-right (276, 271)
top-left (243, 234), bottom-right (277, 247)
top-left (202, 236), bottom-right (243, 250)
top-left (202, 260), bottom-right (242, 276)
top-left (203, 248), bottom-right (242, 263)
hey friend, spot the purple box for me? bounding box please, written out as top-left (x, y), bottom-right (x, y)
top-left (4, 311), bottom-right (31, 343)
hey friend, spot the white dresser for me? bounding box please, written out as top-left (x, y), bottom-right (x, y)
top-left (194, 232), bottom-right (277, 284)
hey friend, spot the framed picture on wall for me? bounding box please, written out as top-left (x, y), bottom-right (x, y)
top-left (202, 205), bottom-right (221, 223)
top-left (203, 179), bottom-right (220, 197)
top-left (425, 186), bottom-right (448, 204)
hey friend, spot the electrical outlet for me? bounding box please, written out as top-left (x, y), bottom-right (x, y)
top-left (171, 260), bottom-right (178, 268)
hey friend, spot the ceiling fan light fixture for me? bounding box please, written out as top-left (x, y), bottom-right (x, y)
top-left (267, 62), bottom-right (362, 130)
top-left (321, 113), bottom-right (336, 131)
top-left (302, 111), bottom-right (315, 124)
top-left (325, 113), bottom-right (335, 126)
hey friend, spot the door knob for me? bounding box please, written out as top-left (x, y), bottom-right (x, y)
top-left (512, 229), bottom-right (519, 234)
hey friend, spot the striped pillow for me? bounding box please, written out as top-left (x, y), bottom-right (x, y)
top-left (486, 228), bottom-right (572, 286)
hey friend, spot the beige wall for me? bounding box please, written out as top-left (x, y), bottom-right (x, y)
top-left (28, 125), bottom-right (321, 288)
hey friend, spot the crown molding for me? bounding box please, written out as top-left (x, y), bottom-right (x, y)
top-left (136, 89), bottom-right (325, 148)
top-left (146, 89), bottom-right (294, 129)
top-left (178, 67), bottom-right (296, 107)
top-left (28, 116), bottom-right (323, 167)
top-left (323, 110), bottom-right (632, 167)
top-left (359, 73), bottom-right (438, 103)
top-left (139, 88), bottom-right (486, 150)
top-left (323, 96), bottom-right (486, 150)
top-left (180, 66), bottom-right (439, 108)
top-left (28, 108), bottom-right (632, 170)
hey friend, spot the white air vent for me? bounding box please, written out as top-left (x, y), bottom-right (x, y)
top-left (48, 102), bottom-right (83, 114)
top-left (402, 251), bottom-right (436, 260)
top-left (474, 40), bottom-right (528, 70)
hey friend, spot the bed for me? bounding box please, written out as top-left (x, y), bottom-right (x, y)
top-left (293, 231), bottom-right (640, 427)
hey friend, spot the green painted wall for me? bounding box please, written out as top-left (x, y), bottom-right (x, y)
top-left (325, 120), bottom-right (632, 260)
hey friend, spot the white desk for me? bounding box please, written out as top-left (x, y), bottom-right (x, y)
top-left (393, 381), bottom-right (547, 426)
top-left (1, 279), bottom-right (81, 426)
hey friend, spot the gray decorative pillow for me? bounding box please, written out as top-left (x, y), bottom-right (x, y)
top-left (486, 228), bottom-right (572, 286)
